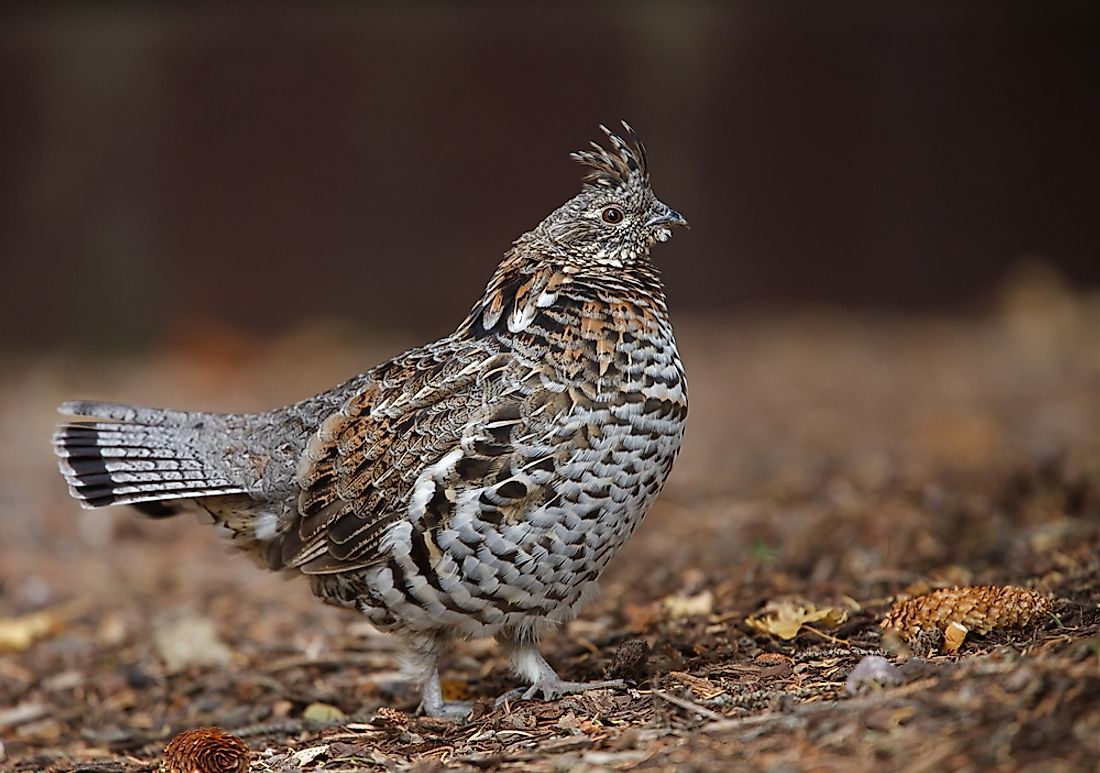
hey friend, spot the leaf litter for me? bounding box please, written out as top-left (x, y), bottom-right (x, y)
top-left (1, 278), bottom-right (1097, 771)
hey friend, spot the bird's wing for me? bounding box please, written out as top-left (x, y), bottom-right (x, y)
top-left (269, 339), bottom-right (574, 575)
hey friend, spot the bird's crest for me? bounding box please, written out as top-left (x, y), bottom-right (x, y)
top-left (570, 121), bottom-right (649, 189)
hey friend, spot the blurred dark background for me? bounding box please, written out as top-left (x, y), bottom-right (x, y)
top-left (1, 1), bottom-right (1097, 351)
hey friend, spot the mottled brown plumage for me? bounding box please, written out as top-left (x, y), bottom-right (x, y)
top-left (54, 122), bottom-right (688, 718)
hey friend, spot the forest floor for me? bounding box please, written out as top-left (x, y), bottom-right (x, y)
top-left (1, 269), bottom-right (1097, 772)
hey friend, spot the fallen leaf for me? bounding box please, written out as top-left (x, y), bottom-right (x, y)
top-left (556, 710), bottom-right (580, 730)
top-left (303, 702), bottom-right (346, 723)
top-left (662, 590), bottom-right (714, 620)
top-left (441, 677), bottom-right (472, 701)
top-left (0, 703), bottom-right (50, 731)
top-left (863, 705), bottom-right (917, 731)
top-left (0, 610), bottom-right (64, 652)
top-left (745, 600), bottom-right (848, 640)
top-left (153, 614), bottom-right (233, 673)
top-left (292, 744), bottom-right (330, 765)
top-left (623, 601), bottom-right (661, 631)
top-left (667, 671), bottom-right (725, 700)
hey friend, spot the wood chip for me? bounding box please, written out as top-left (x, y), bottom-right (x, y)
top-left (943, 621), bottom-right (969, 653)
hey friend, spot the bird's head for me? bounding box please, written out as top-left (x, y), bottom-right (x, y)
top-left (531, 122), bottom-right (687, 268)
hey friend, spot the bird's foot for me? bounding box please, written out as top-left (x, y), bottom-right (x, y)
top-left (420, 698), bottom-right (474, 720)
top-left (419, 666), bottom-right (473, 720)
top-left (495, 677), bottom-right (626, 707)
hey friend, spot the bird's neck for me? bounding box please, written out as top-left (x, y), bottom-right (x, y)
top-left (456, 249), bottom-right (669, 342)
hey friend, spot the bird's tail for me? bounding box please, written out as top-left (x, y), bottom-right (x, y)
top-left (53, 400), bottom-right (249, 509)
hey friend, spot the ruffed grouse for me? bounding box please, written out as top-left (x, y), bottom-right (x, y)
top-left (54, 122), bottom-right (688, 718)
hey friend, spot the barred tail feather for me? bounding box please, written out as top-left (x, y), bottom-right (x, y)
top-left (54, 401), bottom-right (248, 509)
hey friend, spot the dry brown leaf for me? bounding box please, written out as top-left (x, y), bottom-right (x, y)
top-left (667, 671), bottom-right (725, 700)
top-left (441, 677), bottom-right (473, 701)
top-left (303, 702), bottom-right (346, 723)
top-left (0, 610), bottom-right (64, 652)
top-left (623, 601), bottom-right (661, 631)
top-left (745, 600), bottom-right (848, 640)
top-left (662, 590), bottom-right (715, 620)
top-left (291, 745), bottom-right (330, 765)
top-left (880, 585), bottom-right (1052, 641)
top-left (153, 614), bottom-right (233, 673)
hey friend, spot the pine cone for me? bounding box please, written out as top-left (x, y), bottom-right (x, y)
top-left (161, 727), bottom-right (250, 773)
top-left (881, 585), bottom-right (1053, 640)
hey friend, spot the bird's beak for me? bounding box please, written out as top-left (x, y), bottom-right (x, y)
top-left (645, 205), bottom-right (689, 229)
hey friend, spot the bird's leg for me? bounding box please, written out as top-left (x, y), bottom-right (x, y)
top-left (420, 667), bottom-right (474, 719)
top-left (496, 639), bottom-right (625, 706)
top-left (404, 634), bottom-right (472, 720)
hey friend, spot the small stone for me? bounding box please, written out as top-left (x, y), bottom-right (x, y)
top-left (845, 655), bottom-right (904, 695)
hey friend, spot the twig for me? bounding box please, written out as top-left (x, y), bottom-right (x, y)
top-left (0, 703), bottom-right (50, 730)
top-left (802, 625), bottom-right (850, 645)
top-left (649, 690), bottom-right (724, 721)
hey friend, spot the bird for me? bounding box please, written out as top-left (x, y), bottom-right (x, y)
top-left (53, 121), bottom-right (689, 718)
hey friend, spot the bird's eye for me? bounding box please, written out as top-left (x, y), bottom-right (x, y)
top-left (601, 205), bottom-right (624, 224)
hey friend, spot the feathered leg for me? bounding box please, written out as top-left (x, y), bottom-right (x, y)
top-left (404, 633), bottom-right (472, 719)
